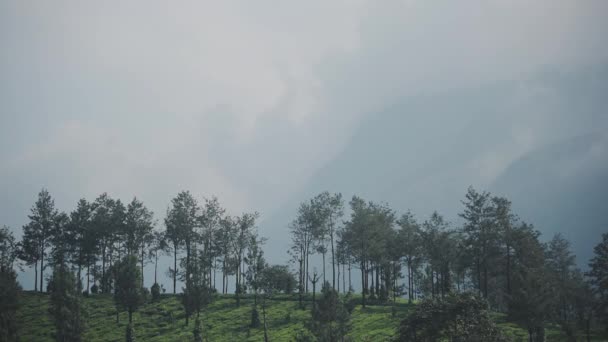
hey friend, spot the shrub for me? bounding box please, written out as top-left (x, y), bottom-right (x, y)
top-left (397, 292), bottom-right (507, 341)
top-left (250, 305), bottom-right (261, 328)
top-left (151, 283), bottom-right (161, 301)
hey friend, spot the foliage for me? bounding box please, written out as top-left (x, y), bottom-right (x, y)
top-left (0, 267), bottom-right (21, 342)
top-left (309, 282), bottom-right (352, 341)
top-left (49, 264), bottom-right (85, 342)
top-left (397, 292), bottom-right (506, 341)
top-left (125, 323), bottom-right (135, 342)
top-left (151, 283), bottom-right (161, 301)
top-left (114, 255), bottom-right (145, 323)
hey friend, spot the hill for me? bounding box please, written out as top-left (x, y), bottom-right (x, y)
top-left (15, 291), bottom-right (589, 341)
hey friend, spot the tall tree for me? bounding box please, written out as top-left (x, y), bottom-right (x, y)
top-left (0, 226), bottom-right (20, 342)
top-left (48, 263), bottom-right (85, 342)
top-left (18, 223), bottom-right (40, 291)
top-left (165, 191), bottom-right (199, 294)
top-left (233, 212), bottom-right (259, 306)
top-left (67, 199), bottom-right (91, 286)
top-left (90, 193), bottom-right (116, 294)
top-left (508, 223), bottom-right (551, 342)
top-left (396, 212), bottom-right (422, 303)
top-left (48, 217), bottom-right (85, 342)
top-left (114, 255), bottom-right (145, 324)
top-left (28, 189), bottom-right (58, 292)
top-left (125, 197), bottom-right (155, 287)
top-left (545, 233), bottom-right (577, 334)
top-left (587, 232), bottom-right (608, 330)
top-left (460, 186), bottom-right (498, 299)
top-left (150, 230), bottom-right (168, 286)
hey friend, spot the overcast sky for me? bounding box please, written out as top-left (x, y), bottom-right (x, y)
top-left (1, 0), bottom-right (607, 279)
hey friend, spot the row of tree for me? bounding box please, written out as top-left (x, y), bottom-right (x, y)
top-left (1, 189), bottom-right (302, 340)
top-left (1, 187), bottom-right (607, 340)
top-left (289, 188), bottom-right (607, 341)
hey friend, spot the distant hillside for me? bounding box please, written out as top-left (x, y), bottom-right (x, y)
top-left (490, 132), bottom-right (608, 264)
top-left (260, 65), bottom-right (608, 266)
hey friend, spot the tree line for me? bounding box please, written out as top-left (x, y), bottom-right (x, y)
top-left (289, 188), bottom-right (606, 341)
top-left (1, 186), bottom-right (607, 341)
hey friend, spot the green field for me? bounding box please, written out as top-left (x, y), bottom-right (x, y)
top-left (15, 291), bottom-right (600, 341)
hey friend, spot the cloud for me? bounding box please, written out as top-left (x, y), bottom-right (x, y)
top-left (1, 0), bottom-right (607, 227)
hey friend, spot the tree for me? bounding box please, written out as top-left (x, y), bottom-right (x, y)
top-left (246, 233), bottom-right (266, 306)
top-left (421, 212), bottom-right (454, 298)
top-left (0, 227), bottom-right (21, 342)
top-left (125, 197), bottom-right (155, 287)
top-left (587, 232), bottom-right (608, 330)
top-left (28, 189), bottom-right (58, 292)
top-left (260, 265), bottom-right (296, 295)
top-left (397, 292), bottom-right (506, 342)
top-left (0, 226), bottom-right (18, 273)
top-left (150, 230), bottom-right (168, 287)
top-left (233, 212), bottom-right (259, 307)
top-left (492, 196), bottom-right (516, 300)
top-left (460, 186), bottom-right (498, 299)
top-left (199, 196), bottom-right (225, 292)
top-left (508, 223), bottom-right (551, 342)
top-left (216, 215), bottom-right (236, 294)
top-left (114, 255), bottom-right (145, 323)
top-left (397, 212), bottom-right (422, 303)
top-left (18, 222), bottom-right (40, 291)
top-left (181, 248), bottom-right (212, 326)
top-left (90, 193), bottom-right (117, 294)
top-left (545, 233), bottom-right (578, 338)
top-left (48, 263), bottom-right (85, 342)
top-left (309, 281), bottom-right (352, 342)
top-left (310, 192), bottom-right (344, 291)
top-left (165, 191), bottom-right (199, 294)
top-left (67, 199), bottom-right (91, 287)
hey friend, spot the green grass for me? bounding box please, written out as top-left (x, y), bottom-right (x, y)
top-left (15, 291), bottom-right (603, 341)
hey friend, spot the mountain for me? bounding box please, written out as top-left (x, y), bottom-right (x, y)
top-left (260, 64), bottom-right (608, 266)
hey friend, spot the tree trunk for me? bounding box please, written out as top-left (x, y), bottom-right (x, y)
top-left (348, 262), bottom-right (351, 291)
top-left (173, 246), bottom-right (178, 294)
top-left (506, 243), bottom-right (511, 296)
top-left (361, 262), bottom-right (366, 308)
top-left (34, 261), bottom-right (38, 292)
top-left (40, 245), bottom-right (44, 292)
top-left (128, 309), bottom-right (133, 323)
top-left (298, 257), bottom-right (303, 309)
top-left (141, 245), bottom-right (145, 288)
top-left (330, 228), bottom-right (336, 290)
top-left (337, 260), bottom-right (340, 294)
top-left (322, 251), bottom-right (326, 285)
top-left (263, 298), bottom-right (269, 342)
top-left (154, 251), bottom-right (158, 284)
top-left (342, 262), bottom-right (346, 293)
top-left (101, 245), bottom-right (106, 293)
top-left (87, 261), bottom-right (90, 293)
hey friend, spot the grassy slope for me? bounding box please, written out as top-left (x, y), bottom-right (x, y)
top-left (15, 291), bottom-right (598, 341)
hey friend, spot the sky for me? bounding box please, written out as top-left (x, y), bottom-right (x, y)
top-left (1, 0), bottom-right (608, 290)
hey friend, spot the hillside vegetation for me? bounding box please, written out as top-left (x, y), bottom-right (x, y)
top-left (16, 291), bottom-right (586, 341)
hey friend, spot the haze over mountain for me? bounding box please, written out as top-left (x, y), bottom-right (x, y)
top-left (1, 1), bottom-right (607, 292)
top-left (261, 65), bottom-right (608, 267)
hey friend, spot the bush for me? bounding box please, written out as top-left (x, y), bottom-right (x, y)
top-left (90, 284), bottom-right (98, 294)
top-left (0, 268), bottom-right (21, 342)
top-left (250, 306), bottom-right (261, 328)
top-left (151, 283), bottom-right (161, 301)
top-left (397, 292), bottom-right (507, 341)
